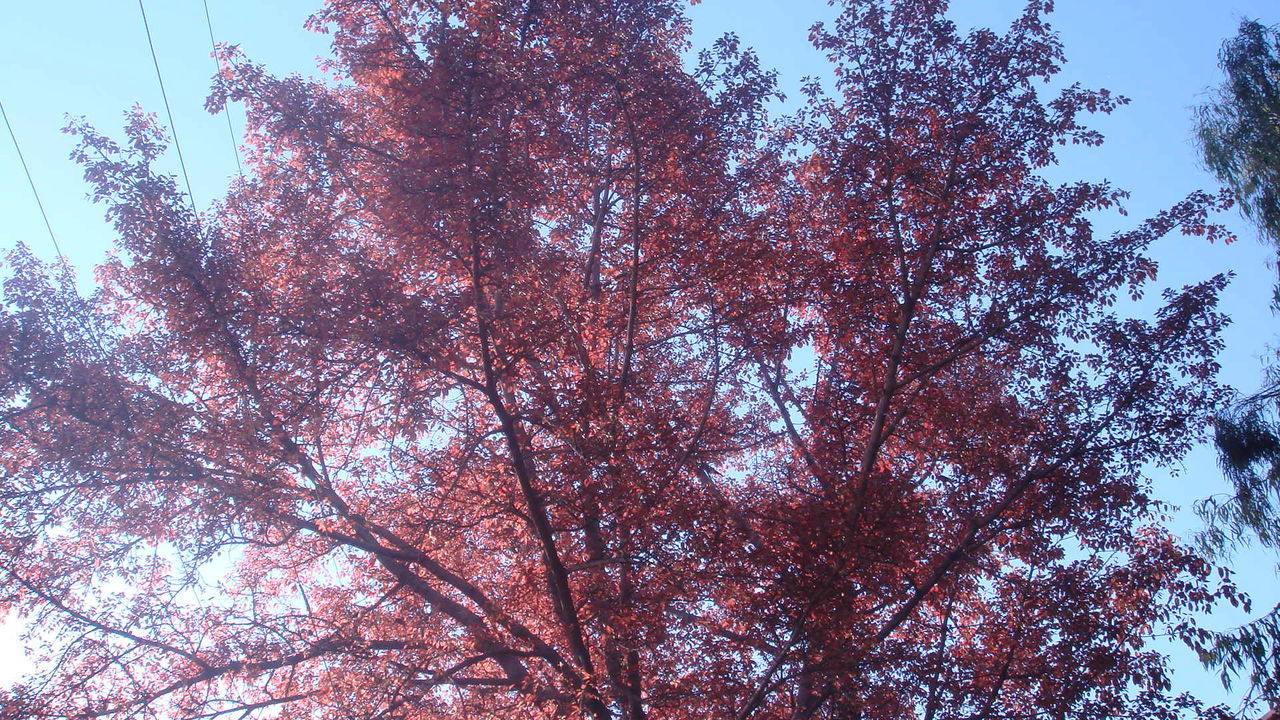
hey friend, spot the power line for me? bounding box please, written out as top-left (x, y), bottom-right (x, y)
top-left (137, 0), bottom-right (198, 212)
top-left (202, 0), bottom-right (243, 177)
top-left (1, 98), bottom-right (67, 264)
top-left (0, 99), bottom-right (108, 361)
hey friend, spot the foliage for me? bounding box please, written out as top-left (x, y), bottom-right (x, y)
top-left (0, 1), bottom-right (1236, 718)
top-left (1196, 20), bottom-right (1280, 247)
top-left (1193, 18), bottom-right (1280, 708)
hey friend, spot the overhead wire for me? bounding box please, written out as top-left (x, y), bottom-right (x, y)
top-left (202, 0), bottom-right (243, 177)
top-left (5, 2), bottom-right (244, 354)
top-left (1, 98), bottom-right (67, 266)
top-left (5, 1), bottom-right (232, 357)
top-left (136, 0), bottom-right (199, 212)
top-left (1, 99), bottom-right (111, 359)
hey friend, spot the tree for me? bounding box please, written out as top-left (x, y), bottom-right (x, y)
top-left (1193, 17), bottom-right (1280, 707)
top-left (1197, 20), bottom-right (1280, 247)
top-left (0, 1), bottom-right (1235, 719)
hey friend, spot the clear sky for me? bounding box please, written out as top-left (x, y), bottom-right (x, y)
top-left (1, 0), bottom-right (1277, 711)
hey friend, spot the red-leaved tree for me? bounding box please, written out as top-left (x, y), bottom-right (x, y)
top-left (0, 1), bottom-right (1238, 718)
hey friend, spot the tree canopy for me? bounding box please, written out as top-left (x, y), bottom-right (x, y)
top-left (1194, 17), bottom-right (1280, 707)
top-left (1196, 20), bottom-right (1280, 248)
top-left (0, 1), bottom-right (1238, 718)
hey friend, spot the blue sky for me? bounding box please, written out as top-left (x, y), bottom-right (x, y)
top-left (1, 0), bottom-right (1277, 710)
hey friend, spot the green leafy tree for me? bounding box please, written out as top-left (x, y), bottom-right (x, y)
top-left (1193, 17), bottom-right (1280, 708)
top-left (1197, 20), bottom-right (1280, 246)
